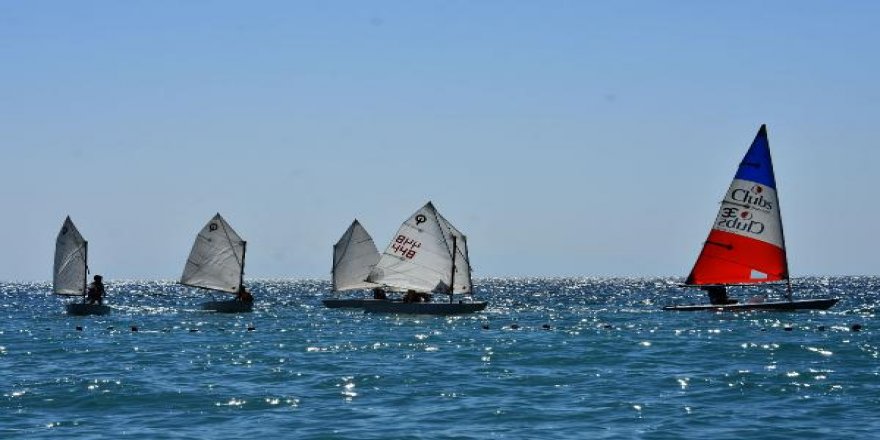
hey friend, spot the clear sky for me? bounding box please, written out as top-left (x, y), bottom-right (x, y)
top-left (2, 1), bottom-right (878, 281)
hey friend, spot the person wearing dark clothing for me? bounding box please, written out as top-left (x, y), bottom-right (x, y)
top-left (704, 285), bottom-right (736, 305)
top-left (236, 286), bottom-right (254, 303)
top-left (86, 275), bottom-right (106, 305)
top-left (373, 288), bottom-right (387, 300)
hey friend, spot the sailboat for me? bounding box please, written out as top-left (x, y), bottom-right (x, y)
top-left (180, 213), bottom-right (253, 313)
top-left (54, 217), bottom-right (111, 316)
top-left (362, 202), bottom-right (486, 315)
top-left (664, 125), bottom-right (838, 311)
top-left (323, 219), bottom-right (384, 308)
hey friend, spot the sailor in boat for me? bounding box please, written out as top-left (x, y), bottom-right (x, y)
top-left (403, 290), bottom-right (432, 303)
top-left (373, 288), bottom-right (387, 300)
top-left (236, 286), bottom-right (254, 303)
top-left (86, 275), bottom-right (106, 305)
top-left (704, 285), bottom-right (737, 305)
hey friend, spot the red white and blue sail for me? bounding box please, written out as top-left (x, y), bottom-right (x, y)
top-left (686, 125), bottom-right (789, 285)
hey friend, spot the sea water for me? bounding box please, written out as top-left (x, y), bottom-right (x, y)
top-left (0, 277), bottom-right (877, 439)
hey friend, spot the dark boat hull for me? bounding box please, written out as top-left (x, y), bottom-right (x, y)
top-left (203, 300), bottom-right (253, 313)
top-left (66, 303), bottom-right (112, 316)
top-left (363, 301), bottom-right (487, 315)
top-left (663, 298), bottom-right (839, 312)
top-left (322, 298), bottom-right (391, 308)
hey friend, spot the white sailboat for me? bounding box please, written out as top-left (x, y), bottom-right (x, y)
top-left (54, 216), bottom-right (111, 315)
top-left (323, 219), bottom-right (383, 308)
top-left (363, 202), bottom-right (486, 314)
top-left (180, 213), bottom-right (253, 313)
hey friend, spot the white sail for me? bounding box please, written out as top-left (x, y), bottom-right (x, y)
top-left (332, 220), bottom-right (381, 292)
top-left (54, 216), bottom-right (88, 296)
top-left (368, 202), bottom-right (472, 294)
top-left (437, 213), bottom-right (473, 294)
top-left (181, 213), bottom-right (246, 293)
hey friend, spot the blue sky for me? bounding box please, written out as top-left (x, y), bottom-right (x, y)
top-left (2, 1), bottom-right (878, 280)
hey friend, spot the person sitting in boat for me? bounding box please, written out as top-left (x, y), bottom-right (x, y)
top-left (403, 290), bottom-right (417, 303)
top-left (373, 288), bottom-right (387, 300)
top-left (403, 291), bottom-right (431, 303)
top-left (86, 275), bottom-right (106, 305)
top-left (704, 285), bottom-right (737, 305)
top-left (236, 286), bottom-right (254, 303)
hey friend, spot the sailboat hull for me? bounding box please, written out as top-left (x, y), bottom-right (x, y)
top-left (323, 298), bottom-right (390, 309)
top-left (202, 300), bottom-right (253, 313)
top-left (663, 298), bottom-right (839, 312)
top-left (363, 301), bottom-right (487, 315)
top-left (66, 303), bottom-right (112, 316)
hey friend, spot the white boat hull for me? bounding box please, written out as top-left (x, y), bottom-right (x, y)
top-left (202, 300), bottom-right (253, 313)
top-left (66, 303), bottom-right (112, 316)
top-left (363, 301), bottom-right (487, 315)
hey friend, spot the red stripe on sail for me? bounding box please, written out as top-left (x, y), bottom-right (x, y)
top-left (686, 229), bottom-right (788, 285)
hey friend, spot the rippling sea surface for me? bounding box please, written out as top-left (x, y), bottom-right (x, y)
top-left (1, 277), bottom-right (877, 439)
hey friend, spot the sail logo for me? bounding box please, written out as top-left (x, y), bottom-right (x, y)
top-left (209, 223), bottom-right (218, 232)
top-left (730, 185), bottom-right (773, 211)
top-left (61, 227), bottom-right (68, 235)
top-left (415, 215), bottom-right (427, 225)
top-left (717, 206), bottom-right (765, 235)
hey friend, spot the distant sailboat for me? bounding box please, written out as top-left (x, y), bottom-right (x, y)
top-left (180, 213), bottom-right (253, 313)
top-left (665, 125), bottom-right (838, 311)
top-left (323, 219), bottom-right (383, 308)
top-left (363, 202), bottom-right (486, 314)
top-left (54, 217), bottom-right (111, 315)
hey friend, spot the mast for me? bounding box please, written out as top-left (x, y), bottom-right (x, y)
top-left (449, 235), bottom-right (456, 303)
top-left (331, 243), bottom-right (338, 291)
top-left (464, 235), bottom-right (473, 295)
top-left (239, 240), bottom-right (247, 291)
top-left (83, 240), bottom-right (89, 302)
top-left (762, 124), bottom-right (793, 301)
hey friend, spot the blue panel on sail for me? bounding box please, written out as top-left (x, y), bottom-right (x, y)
top-left (733, 125), bottom-right (777, 189)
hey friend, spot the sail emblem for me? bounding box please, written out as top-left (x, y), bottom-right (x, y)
top-left (415, 215), bottom-right (427, 225)
top-left (209, 223), bottom-right (218, 232)
top-left (740, 211), bottom-right (752, 220)
top-left (753, 185), bottom-right (763, 194)
top-left (61, 227), bottom-right (68, 235)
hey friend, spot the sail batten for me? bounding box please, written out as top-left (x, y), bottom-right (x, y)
top-left (332, 220), bottom-right (381, 292)
top-left (368, 202), bottom-right (472, 294)
top-left (54, 217), bottom-right (88, 296)
top-left (687, 125), bottom-right (789, 286)
top-left (180, 214), bottom-right (246, 293)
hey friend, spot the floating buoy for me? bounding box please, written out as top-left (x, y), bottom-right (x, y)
top-left (131, 326), bottom-right (138, 332)
top-left (510, 324), bottom-right (520, 330)
top-left (851, 324), bottom-right (862, 332)
top-left (247, 325), bottom-right (256, 331)
top-left (481, 323), bottom-right (490, 330)
top-left (189, 329), bottom-right (199, 332)
top-left (817, 325), bottom-right (826, 331)
top-left (784, 326), bottom-right (793, 331)
top-left (76, 326), bottom-right (83, 331)
top-left (542, 324), bottom-right (551, 330)
top-left (106, 326), bottom-right (114, 330)
top-left (602, 324), bottom-right (613, 330)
